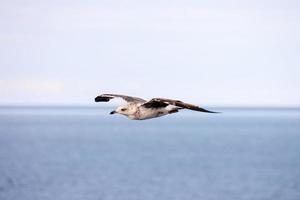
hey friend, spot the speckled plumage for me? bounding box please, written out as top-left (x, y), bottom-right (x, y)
top-left (95, 94), bottom-right (218, 120)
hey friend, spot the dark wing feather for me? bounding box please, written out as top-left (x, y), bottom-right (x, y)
top-left (95, 94), bottom-right (146, 103)
top-left (142, 99), bottom-right (169, 108)
top-left (143, 98), bottom-right (219, 113)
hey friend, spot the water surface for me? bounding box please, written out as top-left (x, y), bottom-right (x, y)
top-left (0, 107), bottom-right (300, 200)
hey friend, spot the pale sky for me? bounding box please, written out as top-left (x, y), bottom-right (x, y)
top-left (0, 0), bottom-right (300, 106)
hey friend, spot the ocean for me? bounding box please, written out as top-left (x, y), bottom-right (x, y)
top-left (0, 107), bottom-right (300, 200)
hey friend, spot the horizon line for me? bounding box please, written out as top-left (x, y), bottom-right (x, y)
top-left (0, 104), bottom-right (300, 109)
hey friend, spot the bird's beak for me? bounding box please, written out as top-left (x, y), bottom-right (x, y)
top-left (110, 110), bottom-right (116, 115)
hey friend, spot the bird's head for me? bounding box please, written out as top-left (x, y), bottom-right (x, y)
top-left (110, 105), bottom-right (134, 116)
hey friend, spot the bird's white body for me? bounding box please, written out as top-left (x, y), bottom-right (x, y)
top-left (116, 103), bottom-right (173, 120)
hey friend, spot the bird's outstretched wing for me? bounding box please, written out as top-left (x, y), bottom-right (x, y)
top-left (95, 94), bottom-right (146, 103)
top-left (143, 98), bottom-right (219, 113)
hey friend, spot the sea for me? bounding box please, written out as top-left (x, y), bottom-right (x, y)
top-left (0, 106), bottom-right (300, 200)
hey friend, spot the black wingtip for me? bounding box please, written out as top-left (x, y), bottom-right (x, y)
top-left (209, 111), bottom-right (222, 114)
top-left (95, 96), bottom-right (111, 102)
top-left (198, 108), bottom-right (221, 113)
top-left (204, 111), bottom-right (221, 114)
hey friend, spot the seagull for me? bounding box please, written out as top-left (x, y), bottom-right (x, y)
top-left (95, 94), bottom-right (219, 120)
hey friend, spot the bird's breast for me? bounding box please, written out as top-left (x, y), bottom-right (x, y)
top-left (135, 106), bottom-right (168, 120)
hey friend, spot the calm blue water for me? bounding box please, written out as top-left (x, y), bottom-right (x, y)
top-left (0, 107), bottom-right (300, 200)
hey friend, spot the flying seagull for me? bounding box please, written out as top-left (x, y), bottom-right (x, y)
top-left (95, 94), bottom-right (219, 120)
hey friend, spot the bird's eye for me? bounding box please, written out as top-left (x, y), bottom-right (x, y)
top-left (121, 108), bottom-right (127, 111)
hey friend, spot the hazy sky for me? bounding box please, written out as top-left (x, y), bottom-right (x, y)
top-left (0, 0), bottom-right (299, 106)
